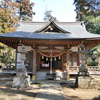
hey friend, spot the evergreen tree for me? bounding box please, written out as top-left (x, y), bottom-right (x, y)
top-left (0, 43), bottom-right (16, 67)
top-left (0, 0), bottom-right (18, 33)
top-left (74, 0), bottom-right (100, 21)
top-left (0, 0), bottom-right (35, 67)
top-left (74, 0), bottom-right (100, 66)
top-left (15, 0), bottom-right (35, 21)
top-left (0, 0), bottom-right (35, 34)
top-left (43, 10), bottom-right (52, 21)
top-left (84, 16), bottom-right (100, 34)
top-left (43, 10), bottom-right (58, 21)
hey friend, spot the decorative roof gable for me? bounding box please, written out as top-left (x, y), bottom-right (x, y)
top-left (34, 20), bottom-right (70, 33)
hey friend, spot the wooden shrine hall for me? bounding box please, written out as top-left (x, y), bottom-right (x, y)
top-left (0, 19), bottom-right (100, 80)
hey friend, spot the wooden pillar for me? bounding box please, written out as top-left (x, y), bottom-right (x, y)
top-left (32, 49), bottom-right (36, 80)
top-left (50, 49), bottom-right (52, 74)
top-left (66, 50), bottom-right (70, 79)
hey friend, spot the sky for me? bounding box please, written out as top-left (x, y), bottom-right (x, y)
top-left (31, 0), bottom-right (76, 22)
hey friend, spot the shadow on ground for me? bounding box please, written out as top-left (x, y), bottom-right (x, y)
top-left (0, 87), bottom-right (37, 97)
top-left (92, 95), bottom-right (100, 100)
top-left (0, 81), bottom-right (39, 98)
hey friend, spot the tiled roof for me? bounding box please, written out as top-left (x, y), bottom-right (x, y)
top-left (0, 21), bottom-right (100, 40)
top-left (16, 21), bottom-right (47, 33)
top-left (0, 31), bottom-right (77, 40)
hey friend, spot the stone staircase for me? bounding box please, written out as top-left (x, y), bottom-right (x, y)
top-left (36, 71), bottom-right (66, 80)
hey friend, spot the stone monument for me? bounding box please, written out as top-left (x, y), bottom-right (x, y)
top-left (12, 45), bottom-right (30, 88)
top-left (75, 45), bottom-right (93, 88)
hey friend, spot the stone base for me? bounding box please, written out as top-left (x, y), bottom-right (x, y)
top-left (75, 76), bottom-right (93, 88)
top-left (46, 73), bottom-right (56, 80)
top-left (12, 68), bottom-right (30, 88)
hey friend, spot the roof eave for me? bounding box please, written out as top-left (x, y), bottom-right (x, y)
top-left (0, 36), bottom-right (87, 41)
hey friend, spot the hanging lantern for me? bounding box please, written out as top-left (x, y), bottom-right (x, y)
top-left (59, 56), bottom-right (61, 59)
top-left (46, 57), bottom-right (48, 61)
top-left (42, 56), bottom-right (44, 59)
top-left (54, 57), bottom-right (56, 61)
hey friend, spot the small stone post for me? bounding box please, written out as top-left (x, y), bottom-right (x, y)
top-left (12, 45), bottom-right (30, 88)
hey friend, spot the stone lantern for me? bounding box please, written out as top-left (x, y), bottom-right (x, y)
top-left (78, 45), bottom-right (89, 76)
top-left (12, 45), bottom-right (30, 88)
top-left (75, 45), bottom-right (93, 88)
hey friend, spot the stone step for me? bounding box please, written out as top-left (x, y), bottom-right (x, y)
top-left (36, 71), bottom-right (66, 80)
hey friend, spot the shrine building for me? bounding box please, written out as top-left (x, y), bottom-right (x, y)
top-left (0, 19), bottom-right (100, 80)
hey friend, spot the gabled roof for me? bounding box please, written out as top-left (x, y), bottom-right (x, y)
top-left (34, 20), bottom-right (70, 33)
top-left (0, 20), bottom-right (100, 40)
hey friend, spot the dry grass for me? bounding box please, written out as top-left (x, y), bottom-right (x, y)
top-left (0, 80), bottom-right (40, 100)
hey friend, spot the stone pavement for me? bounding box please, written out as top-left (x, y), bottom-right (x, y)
top-left (35, 82), bottom-right (67, 100)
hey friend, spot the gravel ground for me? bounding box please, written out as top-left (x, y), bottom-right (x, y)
top-left (62, 86), bottom-right (100, 100)
top-left (0, 80), bottom-right (40, 100)
top-left (0, 75), bottom-right (99, 100)
top-left (61, 75), bottom-right (100, 100)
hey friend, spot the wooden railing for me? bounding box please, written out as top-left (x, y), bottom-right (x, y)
top-left (2, 65), bottom-right (16, 70)
top-left (1, 65), bottom-right (100, 75)
top-left (69, 66), bottom-right (100, 71)
top-left (87, 66), bottom-right (100, 71)
top-left (69, 66), bottom-right (79, 72)
top-left (1, 65), bottom-right (33, 71)
top-left (69, 66), bottom-right (100, 74)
